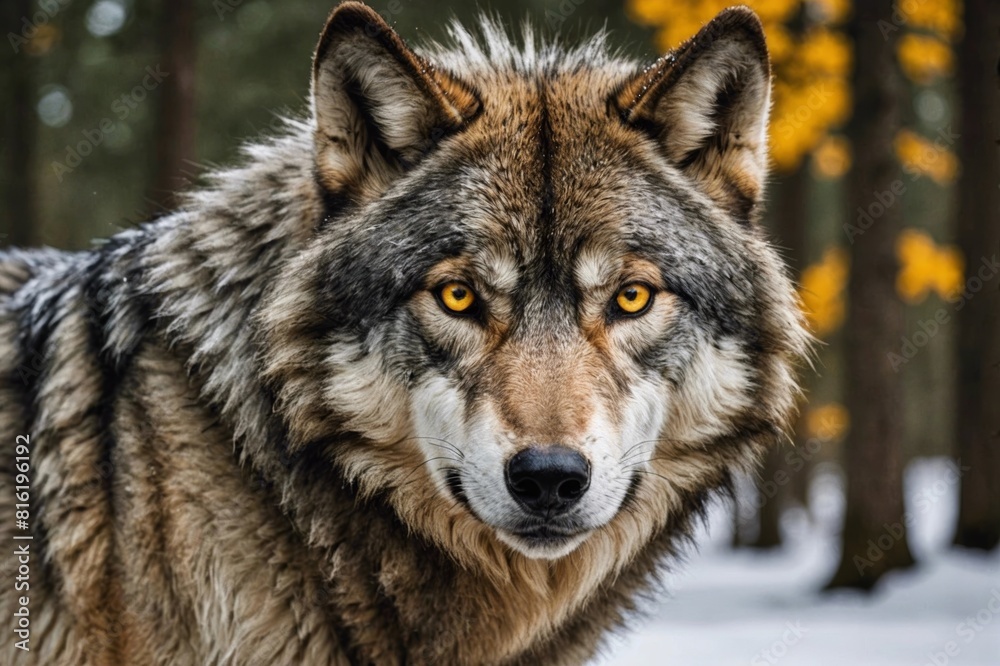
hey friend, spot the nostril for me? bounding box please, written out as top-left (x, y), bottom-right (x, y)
top-left (511, 478), bottom-right (542, 502)
top-left (556, 478), bottom-right (583, 501)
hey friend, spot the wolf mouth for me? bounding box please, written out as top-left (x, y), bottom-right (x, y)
top-left (507, 524), bottom-right (588, 542)
top-left (506, 530), bottom-right (587, 551)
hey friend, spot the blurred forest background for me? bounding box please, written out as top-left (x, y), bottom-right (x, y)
top-left (1, 0), bottom-right (997, 592)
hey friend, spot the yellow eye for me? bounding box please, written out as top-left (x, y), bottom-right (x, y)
top-left (615, 283), bottom-right (652, 315)
top-left (439, 282), bottom-right (476, 314)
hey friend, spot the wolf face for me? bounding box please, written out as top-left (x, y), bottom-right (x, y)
top-left (261, 3), bottom-right (807, 564)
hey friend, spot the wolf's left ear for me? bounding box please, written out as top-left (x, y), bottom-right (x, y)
top-left (311, 2), bottom-right (480, 198)
top-left (614, 7), bottom-right (771, 222)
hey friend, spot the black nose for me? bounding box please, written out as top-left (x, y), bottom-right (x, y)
top-left (505, 446), bottom-right (590, 514)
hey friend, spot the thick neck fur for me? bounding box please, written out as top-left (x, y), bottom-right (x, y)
top-left (138, 119), bottom-right (320, 444)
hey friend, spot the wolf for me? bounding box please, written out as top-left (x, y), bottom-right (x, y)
top-left (0, 2), bottom-right (807, 664)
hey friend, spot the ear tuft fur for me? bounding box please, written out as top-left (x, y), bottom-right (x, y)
top-left (614, 6), bottom-right (771, 223)
top-left (311, 2), bottom-right (480, 199)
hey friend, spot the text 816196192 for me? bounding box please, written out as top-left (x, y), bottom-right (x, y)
top-left (13, 434), bottom-right (32, 652)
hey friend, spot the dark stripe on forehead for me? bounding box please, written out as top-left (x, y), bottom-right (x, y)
top-left (537, 82), bottom-right (556, 255)
top-left (508, 81), bottom-right (580, 337)
top-left (533, 85), bottom-right (561, 288)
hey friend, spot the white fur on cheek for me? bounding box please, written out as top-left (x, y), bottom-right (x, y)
top-left (409, 375), bottom-right (468, 484)
top-left (663, 335), bottom-right (754, 443)
top-left (322, 335), bottom-right (409, 443)
top-left (618, 375), bottom-right (669, 461)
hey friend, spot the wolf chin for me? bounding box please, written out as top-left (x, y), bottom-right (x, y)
top-left (1, 3), bottom-right (807, 664)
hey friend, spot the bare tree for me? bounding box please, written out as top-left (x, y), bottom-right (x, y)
top-left (827, 0), bottom-right (915, 590)
top-left (952, 0), bottom-right (1000, 552)
top-left (1, 0), bottom-right (39, 247)
top-left (750, 167), bottom-right (810, 549)
top-left (151, 0), bottom-right (197, 210)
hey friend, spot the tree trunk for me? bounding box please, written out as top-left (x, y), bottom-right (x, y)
top-left (826, 0), bottom-right (915, 590)
top-left (1, 0), bottom-right (39, 248)
top-left (750, 446), bottom-right (786, 548)
top-left (750, 167), bottom-right (810, 549)
top-left (952, 0), bottom-right (1000, 552)
top-left (731, 497), bottom-right (748, 548)
top-left (151, 0), bottom-right (197, 210)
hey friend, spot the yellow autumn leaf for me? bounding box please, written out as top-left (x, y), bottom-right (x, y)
top-left (806, 403), bottom-right (850, 441)
top-left (894, 129), bottom-right (958, 185)
top-left (812, 0), bottom-right (850, 23)
top-left (811, 134), bottom-right (851, 179)
top-left (753, 0), bottom-right (799, 23)
top-left (26, 23), bottom-right (60, 56)
top-left (797, 28), bottom-right (852, 77)
top-left (898, 33), bottom-right (955, 84)
top-left (895, 229), bottom-right (965, 303)
top-left (898, 0), bottom-right (962, 40)
top-left (766, 23), bottom-right (795, 63)
top-left (799, 246), bottom-right (849, 336)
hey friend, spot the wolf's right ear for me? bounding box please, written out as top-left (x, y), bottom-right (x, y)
top-left (613, 7), bottom-right (771, 223)
top-left (311, 2), bottom-right (480, 199)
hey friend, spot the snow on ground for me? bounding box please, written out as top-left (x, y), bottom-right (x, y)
top-left (595, 458), bottom-right (1000, 666)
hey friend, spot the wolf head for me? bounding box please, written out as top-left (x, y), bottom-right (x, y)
top-left (259, 2), bottom-right (808, 564)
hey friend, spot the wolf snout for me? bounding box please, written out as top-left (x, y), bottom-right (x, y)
top-left (505, 446), bottom-right (591, 514)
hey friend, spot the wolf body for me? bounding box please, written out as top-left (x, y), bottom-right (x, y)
top-left (0, 3), bottom-right (807, 664)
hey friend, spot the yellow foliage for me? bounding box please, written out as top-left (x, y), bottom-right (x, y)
top-left (894, 129), bottom-right (958, 184)
top-left (806, 403), bottom-right (849, 441)
top-left (898, 33), bottom-right (955, 84)
top-left (896, 229), bottom-right (964, 303)
top-left (796, 232), bottom-right (964, 336)
top-left (812, 0), bottom-right (850, 23)
top-left (771, 76), bottom-right (851, 171)
top-left (898, 0), bottom-right (962, 40)
top-left (766, 23), bottom-right (795, 62)
top-left (26, 24), bottom-right (60, 56)
top-left (751, 0), bottom-right (800, 23)
top-left (795, 28), bottom-right (852, 77)
top-left (799, 246), bottom-right (849, 336)
top-left (811, 134), bottom-right (851, 179)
